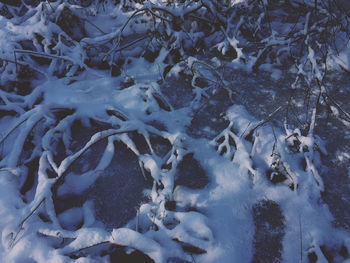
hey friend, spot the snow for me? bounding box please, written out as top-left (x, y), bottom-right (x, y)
top-left (2, 68), bottom-right (349, 262)
top-left (111, 228), bottom-right (163, 261)
top-left (0, 1), bottom-right (350, 262)
top-left (58, 207), bottom-right (84, 231)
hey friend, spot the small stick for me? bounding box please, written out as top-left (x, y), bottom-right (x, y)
top-left (13, 51), bottom-right (18, 73)
top-left (191, 86), bottom-right (224, 119)
top-left (323, 92), bottom-right (350, 121)
top-left (269, 121), bottom-right (278, 156)
top-left (240, 122), bottom-right (252, 138)
top-left (152, 215), bottom-right (156, 230)
top-left (191, 254), bottom-right (197, 263)
top-left (46, 0), bottom-right (54, 12)
top-left (67, 241), bottom-right (113, 257)
top-left (136, 208), bottom-right (140, 232)
top-left (82, 19), bottom-right (106, 34)
top-left (114, 35), bottom-right (149, 53)
top-left (10, 198), bottom-right (46, 248)
top-left (14, 50), bottom-right (74, 63)
top-left (0, 117), bottom-right (29, 146)
top-left (299, 214), bottom-right (303, 263)
top-left (245, 106), bottom-right (283, 141)
top-left (0, 57), bottom-right (48, 76)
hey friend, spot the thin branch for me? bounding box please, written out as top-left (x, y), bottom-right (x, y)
top-left (191, 86), bottom-right (225, 120)
top-left (299, 214), bottom-right (303, 263)
top-left (245, 106), bottom-right (284, 141)
top-left (82, 18), bottom-right (107, 34)
top-left (323, 92), bottom-right (350, 121)
top-left (46, 0), bottom-right (54, 13)
top-left (146, 8), bottom-right (171, 23)
top-left (14, 50), bottom-right (76, 64)
top-left (2, 57), bottom-right (36, 68)
top-left (54, 128), bottom-right (136, 186)
top-left (0, 117), bottom-right (29, 146)
top-left (13, 51), bottom-right (18, 73)
top-left (10, 198), bottom-right (46, 248)
top-left (240, 121), bottom-right (252, 138)
top-left (147, 6), bottom-right (177, 19)
top-left (269, 121), bottom-right (278, 156)
top-left (120, 9), bottom-right (148, 37)
top-left (191, 253), bottom-right (197, 263)
top-left (67, 241), bottom-right (113, 256)
top-left (113, 35), bottom-right (150, 53)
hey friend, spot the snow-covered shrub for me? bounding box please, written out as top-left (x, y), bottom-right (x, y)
top-left (0, 0), bottom-right (350, 262)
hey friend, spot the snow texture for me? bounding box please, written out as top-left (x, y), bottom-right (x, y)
top-left (0, 1), bottom-right (349, 262)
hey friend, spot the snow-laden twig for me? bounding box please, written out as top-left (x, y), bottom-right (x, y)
top-left (56, 128), bottom-right (136, 179)
top-left (244, 105), bottom-right (284, 141)
top-left (9, 198), bottom-right (45, 248)
top-left (14, 50), bottom-right (78, 65)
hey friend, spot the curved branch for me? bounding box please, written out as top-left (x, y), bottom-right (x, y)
top-left (54, 128), bottom-right (136, 186)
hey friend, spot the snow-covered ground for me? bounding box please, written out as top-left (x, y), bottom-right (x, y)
top-left (0, 62), bottom-right (349, 262)
top-left (0, 1), bottom-right (350, 262)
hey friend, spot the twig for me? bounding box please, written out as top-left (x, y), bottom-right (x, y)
top-left (323, 92), bottom-right (350, 121)
top-left (190, 60), bottom-right (221, 80)
top-left (152, 214), bottom-right (156, 230)
top-left (245, 105), bottom-right (284, 141)
top-left (67, 241), bottom-right (113, 257)
top-left (14, 50), bottom-right (77, 65)
top-left (1, 57), bottom-right (45, 74)
top-left (105, 4), bottom-right (177, 58)
top-left (280, 159), bottom-right (296, 190)
top-left (136, 208), bottom-right (140, 232)
top-left (12, 116), bottom-right (45, 167)
top-left (1, 57), bottom-right (48, 77)
top-left (191, 253), bottom-right (197, 263)
top-left (285, 132), bottom-right (300, 141)
top-left (82, 18), bottom-right (107, 34)
top-left (13, 51), bottom-right (18, 73)
top-left (191, 86), bottom-right (224, 120)
top-left (269, 121), bottom-right (278, 156)
top-left (299, 214), bottom-right (303, 263)
top-left (240, 121), bottom-right (252, 138)
top-left (46, 0), bottom-right (54, 13)
top-left (260, 0), bottom-right (272, 34)
top-left (54, 128), bottom-right (135, 186)
top-left (0, 117), bottom-right (29, 146)
top-left (10, 198), bottom-right (46, 248)
top-left (113, 35), bottom-right (150, 53)
top-left (146, 5), bottom-right (177, 19)
top-left (146, 8), bottom-right (171, 23)
top-left (120, 9), bottom-right (148, 37)
top-left (190, 61), bottom-right (232, 119)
